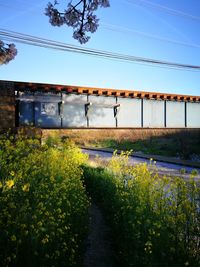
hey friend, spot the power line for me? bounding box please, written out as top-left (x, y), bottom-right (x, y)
top-left (101, 22), bottom-right (200, 49)
top-left (1, 2), bottom-right (199, 50)
top-left (126, 0), bottom-right (200, 22)
top-left (0, 29), bottom-right (200, 71)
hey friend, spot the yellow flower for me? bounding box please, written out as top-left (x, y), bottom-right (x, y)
top-left (22, 183), bottom-right (30, 192)
top-left (38, 221), bottom-right (42, 227)
top-left (50, 176), bottom-right (55, 182)
top-left (24, 230), bottom-right (29, 236)
top-left (9, 202), bottom-right (16, 209)
top-left (11, 235), bottom-right (16, 242)
top-left (41, 235), bottom-right (49, 244)
top-left (10, 171), bottom-right (15, 176)
top-left (6, 179), bottom-right (14, 188)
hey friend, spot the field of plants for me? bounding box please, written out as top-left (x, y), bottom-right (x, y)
top-left (0, 133), bottom-right (200, 266)
top-left (0, 133), bottom-right (89, 266)
top-left (52, 128), bottom-right (200, 160)
top-left (88, 131), bottom-right (200, 160)
top-left (84, 151), bottom-right (200, 267)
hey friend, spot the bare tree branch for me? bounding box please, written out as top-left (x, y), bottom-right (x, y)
top-left (45, 0), bottom-right (110, 44)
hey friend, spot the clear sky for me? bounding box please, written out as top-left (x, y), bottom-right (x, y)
top-left (0, 0), bottom-right (200, 96)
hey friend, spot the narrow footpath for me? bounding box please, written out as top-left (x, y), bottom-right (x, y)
top-left (83, 203), bottom-right (115, 267)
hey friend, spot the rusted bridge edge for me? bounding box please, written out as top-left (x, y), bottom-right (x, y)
top-left (3, 80), bottom-right (200, 102)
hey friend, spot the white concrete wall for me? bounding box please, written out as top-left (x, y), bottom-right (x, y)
top-left (143, 99), bottom-right (164, 127)
top-left (166, 101), bottom-right (185, 128)
top-left (18, 91), bottom-right (200, 128)
top-left (88, 95), bottom-right (116, 127)
top-left (117, 98), bottom-right (141, 127)
top-left (62, 94), bottom-right (87, 127)
top-left (187, 102), bottom-right (200, 128)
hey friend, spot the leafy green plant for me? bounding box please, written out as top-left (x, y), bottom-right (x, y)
top-left (190, 169), bottom-right (199, 176)
top-left (179, 168), bottom-right (186, 175)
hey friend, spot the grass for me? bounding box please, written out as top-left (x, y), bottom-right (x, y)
top-left (42, 128), bottom-right (200, 160)
top-left (96, 138), bottom-right (177, 156)
top-left (88, 132), bottom-right (200, 160)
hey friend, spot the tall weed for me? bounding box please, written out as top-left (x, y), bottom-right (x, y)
top-left (0, 134), bottom-right (89, 266)
top-left (83, 151), bottom-right (200, 267)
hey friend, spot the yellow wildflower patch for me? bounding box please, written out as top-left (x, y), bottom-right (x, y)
top-left (22, 183), bottom-right (30, 192)
top-left (0, 135), bottom-right (89, 266)
top-left (6, 179), bottom-right (14, 188)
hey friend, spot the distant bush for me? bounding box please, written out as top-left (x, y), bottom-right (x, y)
top-left (83, 151), bottom-right (200, 267)
top-left (0, 134), bottom-right (90, 266)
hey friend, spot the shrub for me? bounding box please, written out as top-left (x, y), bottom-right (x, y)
top-left (83, 151), bottom-right (200, 267)
top-left (0, 134), bottom-right (90, 266)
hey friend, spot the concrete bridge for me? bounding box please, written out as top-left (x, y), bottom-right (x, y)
top-left (0, 80), bottom-right (200, 130)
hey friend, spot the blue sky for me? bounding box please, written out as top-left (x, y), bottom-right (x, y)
top-left (0, 0), bottom-right (200, 96)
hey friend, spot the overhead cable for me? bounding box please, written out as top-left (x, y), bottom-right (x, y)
top-left (0, 29), bottom-right (200, 71)
top-left (126, 0), bottom-right (200, 22)
top-left (1, 2), bottom-right (199, 50)
top-left (101, 23), bottom-right (200, 49)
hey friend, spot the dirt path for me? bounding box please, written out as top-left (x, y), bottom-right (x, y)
top-left (83, 203), bottom-right (115, 267)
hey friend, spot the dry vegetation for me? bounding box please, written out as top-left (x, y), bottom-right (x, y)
top-left (42, 129), bottom-right (200, 160)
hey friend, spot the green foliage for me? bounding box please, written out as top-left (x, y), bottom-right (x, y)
top-left (180, 168), bottom-right (186, 175)
top-left (0, 134), bottom-right (90, 267)
top-left (83, 151), bottom-right (200, 267)
top-left (190, 169), bottom-right (199, 177)
top-left (93, 130), bottom-right (200, 159)
top-left (93, 138), bottom-right (178, 156)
